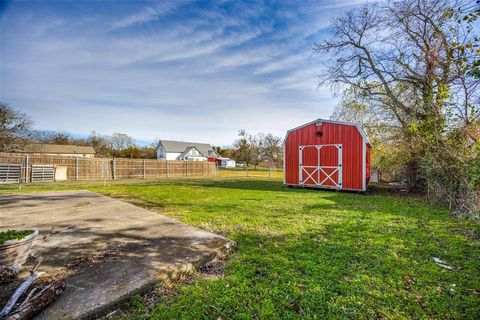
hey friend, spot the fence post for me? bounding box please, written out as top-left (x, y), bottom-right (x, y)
top-left (102, 160), bottom-right (106, 186)
top-left (75, 156), bottom-right (79, 181)
top-left (185, 161), bottom-right (188, 176)
top-left (166, 161), bottom-right (169, 177)
top-left (143, 159), bottom-right (146, 179)
top-left (113, 158), bottom-right (116, 180)
top-left (24, 154), bottom-right (29, 183)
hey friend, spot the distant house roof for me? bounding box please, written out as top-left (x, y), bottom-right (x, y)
top-left (180, 146), bottom-right (200, 157)
top-left (23, 144), bottom-right (96, 155)
top-left (158, 140), bottom-right (216, 157)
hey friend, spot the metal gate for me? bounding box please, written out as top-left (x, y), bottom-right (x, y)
top-left (31, 164), bottom-right (55, 182)
top-left (298, 144), bottom-right (342, 189)
top-left (0, 163), bottom-right (21, 183)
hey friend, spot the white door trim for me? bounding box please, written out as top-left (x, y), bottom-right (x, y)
top-left (298, 144), bottom-right (343, 189)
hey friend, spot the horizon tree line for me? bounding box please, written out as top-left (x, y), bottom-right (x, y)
top-left (1, 103), bottom-right (283, 165)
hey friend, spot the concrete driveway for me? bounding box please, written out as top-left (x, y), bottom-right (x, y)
top-left (0, 190), bottom-right (234, 319)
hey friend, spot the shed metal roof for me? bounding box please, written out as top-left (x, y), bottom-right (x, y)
top-left (284, 118), bottom-right (370, 145)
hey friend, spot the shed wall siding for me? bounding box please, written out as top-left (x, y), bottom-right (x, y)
top-left (284, 122), bottom-right (364, 190)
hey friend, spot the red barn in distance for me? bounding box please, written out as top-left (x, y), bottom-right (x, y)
top-left (283, 119), bottom-right (371, 192)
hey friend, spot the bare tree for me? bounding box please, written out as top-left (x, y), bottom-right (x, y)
top-left (233, 130), bottom-right (253, 166)
top-left (313, 0), bottom-right (473, 128)
top-left (87, 131), bottom-right (112, 156)
top-left (29, 131), bottom-right (73, 144)
top-left (260, 133), bottom-right (282, 168)
top-left (0, 103), bottom-right (31, 151)
top-left (232, 130), bottom-right (263, 168)
top-left (248, 134), bottom-right (263, 169)
top-left (232, 131), bottom-right (282, 169)
top-left (314, 0), bottom-right (480, 209)
top-left (110, 132), bottom-right (134, 151)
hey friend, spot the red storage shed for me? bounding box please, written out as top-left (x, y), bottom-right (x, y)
top-left (283, 119), bottom-right (371, 192)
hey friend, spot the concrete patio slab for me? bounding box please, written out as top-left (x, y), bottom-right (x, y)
top-left (0, 190), bottom-right (234, 319)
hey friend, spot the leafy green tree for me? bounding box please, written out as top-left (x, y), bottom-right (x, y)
top-left (233, 130), bottom-right (262, 168)
top-left (260, 133), bottom-right (282, 168)
top-left (331, 85), bottom-right (409, 182)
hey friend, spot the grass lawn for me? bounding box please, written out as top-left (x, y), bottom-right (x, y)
top-left (2, 177), bottom-right (479, 319)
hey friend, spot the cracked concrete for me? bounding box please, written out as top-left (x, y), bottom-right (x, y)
top-left (0, 190), bottom-right (234, 319)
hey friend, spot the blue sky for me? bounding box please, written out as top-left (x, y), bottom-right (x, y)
top-left (0, 0), bottom-right (367, 146)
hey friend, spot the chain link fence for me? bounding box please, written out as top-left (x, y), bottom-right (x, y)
top-left (0, 153), bottom-right (217, 184)
top-left (217, 166), bottom-right (283, 178)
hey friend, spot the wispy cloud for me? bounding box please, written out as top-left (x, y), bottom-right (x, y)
top-left (254, 53), bottom-right (308, 75)
top-left (111, 2), bottom-right (183, 30)
top-left (1, 0), bottom-right (367, 145)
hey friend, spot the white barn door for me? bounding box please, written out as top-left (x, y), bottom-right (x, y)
top-left (298, 144), bottom-right (343, 189)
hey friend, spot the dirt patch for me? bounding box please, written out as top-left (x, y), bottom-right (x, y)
top-left (367, 183), bottom-right (418, 196)
top-left (197, 255), bottom-right (228, 280)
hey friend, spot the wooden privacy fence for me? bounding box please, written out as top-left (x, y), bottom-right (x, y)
top-left (0, 153), bottom-right (217, 183)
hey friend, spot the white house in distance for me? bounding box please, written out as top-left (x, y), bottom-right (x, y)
top-left (219, 157), bottom-right (236, 168)
top-left (156, 140), bottom-right (218, 161)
